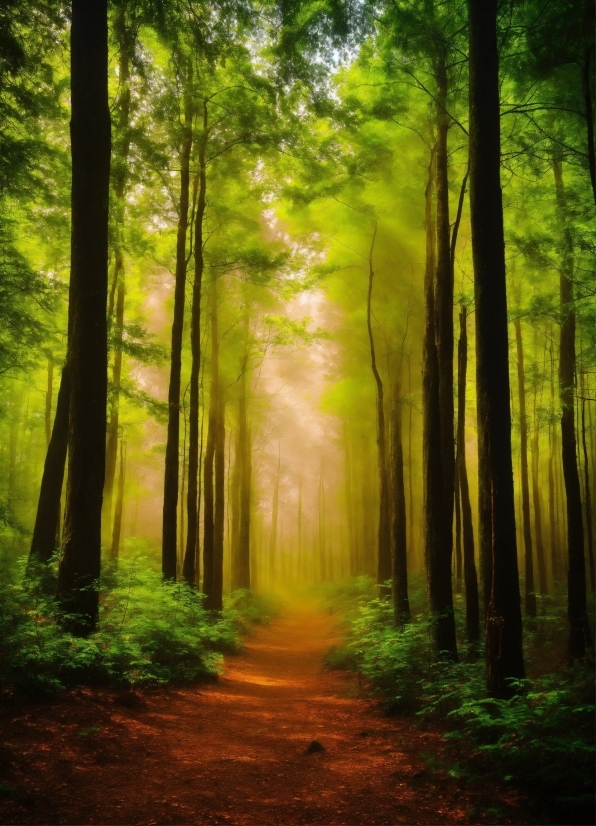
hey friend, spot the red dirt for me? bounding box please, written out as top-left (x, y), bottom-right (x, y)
top-left (0, 602), bottom-right (531, 825)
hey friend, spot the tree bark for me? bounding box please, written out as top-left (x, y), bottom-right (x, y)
top-left (581, 390), bottom-right (594, 591)
top-left (457, 306), bottom-right (480, 644)
top-left (553, 159), bottom-right (591, 659)
top-left (203, 278), bottom-right (219, 608)
top-left (162, 62), bottom-right (193, 581)
top-left (366, 224), bottom-right (391, 586)
top-left (56, 0), bottom-right (110, 634)
top-left (318, 469), bottom-right (327, 581)
top-left (468, 0), bottom-right (525, 695)
top-left (238, 352), bottom-right (251, 590)
top-left (514, 317), bottom-right (537, 616)
top-left (390, 357), bottom-right (410, 625)
top-left (422, 141), bottom-right (458, 660)
top-left (269, 446), bottom-right (280, 586)
top-left (44, 358), bottom-right (53, 448)
top-left (212, 388), bottom-right (225, 611)
top-left (30, 366), bottom-right (69, 564)
top-left (183, 105), bottom-right (207, 586)
top-left (531, 387), bottom-right (548, 596)
top-left (110, 433), bottom-right (125, 562)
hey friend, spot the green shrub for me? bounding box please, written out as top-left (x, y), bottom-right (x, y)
top-left (327, 584), bottom-right (595, 821)
top-left (0, 555), bottom-right (240, 693)
top-left (224, 588), bottom-right (280, 634)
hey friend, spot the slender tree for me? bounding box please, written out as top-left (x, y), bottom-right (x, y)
top-left (553, 159), bottom-right (591, 660)
top-left (162, 60), bottom-right (194, 580)
top-left (468, 0), bottom-right (525, 696)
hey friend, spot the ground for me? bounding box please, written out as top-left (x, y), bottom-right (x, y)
top-left (1, 602), bottom-right (533, 825)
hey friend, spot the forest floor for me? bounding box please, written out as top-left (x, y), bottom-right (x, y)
top-left (0, 601), bottom-right (535, 825)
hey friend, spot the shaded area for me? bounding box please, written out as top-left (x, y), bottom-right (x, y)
top-left (1, 602), bottom-right (529, 825)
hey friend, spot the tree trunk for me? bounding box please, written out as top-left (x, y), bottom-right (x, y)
top-left (343, 420), bottom-right (356, 576)
top-left (161, 62), bottom-right (193, 581)
top-left (366, 224), bottom-right (391, 586)
top-left (457, 307), bottom-right (480, 644)
top-left (434, 51), bottom-right (457, 648)
top-left (110, 433), bottom-right (125, 562)
top-left (183, 108), bottom-right (207, 586)
top-left (56, 0), bottom-right (111, 634)
top-left (390, 357), bottom-right (410, 625)
top-left (238, 352), bottom-right (251, 590)
top-left (269, 446), bottom-right (280, 586)
top-left (581, 392), bottom-right (595, 591)
top-left (423, 141), bottom-right (458, 660)
top-left (468, 0), bottom-right (525, 696)
top-left (531, 388), bottom-right (548, 596)
top-left (30, 366), bottom-right (70, 564)
top-left (514, 317), bottom-right (537, 617)
top-left (212, 389), bottom-right (226, 611)
top-left (203, 277), bottom-right (220, 608)
top-left (553, 159), bottom-right (591, 659)
top-left (548, 339), bottom-right (562, 583)
top-left (103, 6), bottom-right (134, 545)
top-left (45, 358), bottom-right (53, 448)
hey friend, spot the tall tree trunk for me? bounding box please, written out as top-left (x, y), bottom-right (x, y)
top-left (468, 0), bottom-right (525, 696)
top-left (581, 391), bottom-right (595, 591)
top-left (269, 446), bottom-right (280, 586)
top-left (343, 421), bottom-right (356, 576)
top-left (238, 350), bottom-right (251, 590)
top-left (366, 224), bottom-right (391, 586)
top-left (433, 51), bottom-right (457, 653)
top-left (531, 388), bottom-right (548, 596)
top-left (390, 357), bottom-right (410, 626)
top-left (423, 140), bottom-right (458, 659)
top-left (407, 355), bottom-right (415, 569)
top-left (514, 317), bottom-right (537, 616)
top-left (30, 366), bottom-right (70, 564)
top-left (203, 278), bottom-right (220, 608)
top-left (103, 270), bottom-right (125, 543)
top-left (454, 462), bottom-right (463, 591)
top-left (103, 6), bottom-right (134, 545)
top-left (548, 339), bottom-right (561, 583)
top-left (45, 358), bottom-right (53, 448)
top-left (298, 477), bottom-right (303, 580)
top-left (110, 433), bottom-right (125, 562)
top-left (57, 0), bottom-right (111, 633)
top-left (212, 389), bottom-right (225, 611)
top-left (162, 63), bottom-right (193, 581)
top-left (457, 307), bottom-right (480, 644)
top-left (183, 110), bottom-right (207, 586)
top-left (553, 159), bottom-right (591, 659)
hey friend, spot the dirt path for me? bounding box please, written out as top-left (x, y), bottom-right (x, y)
top-left (1, 602), bottom-right (525, 825)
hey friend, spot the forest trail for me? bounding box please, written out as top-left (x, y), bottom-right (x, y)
top-left (1, 602), bottom-right (523, 826)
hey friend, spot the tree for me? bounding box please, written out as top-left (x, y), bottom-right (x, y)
top-left (468, 0), bottom-right (524, 696)
top-left (56, 0), bottom-right (111, 633)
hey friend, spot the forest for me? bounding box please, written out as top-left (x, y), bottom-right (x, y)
top-left (0, 0), bottom-right (594, 824)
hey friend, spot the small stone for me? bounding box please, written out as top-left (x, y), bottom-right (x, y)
top-left (359, 730), bottom-right (370, 737)
top-left (305, 740), bottom-right (325, 754)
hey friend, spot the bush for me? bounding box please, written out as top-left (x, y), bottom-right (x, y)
top-left (224, 588), bottom-right (280, 634)
top-left (326, 585), bottom-right (595, 821)
top-left (0, 555), bottom-right (241, 694)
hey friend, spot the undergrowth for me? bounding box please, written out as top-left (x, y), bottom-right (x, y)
top-left (0, 554), bottom-right (268, 695)
top-left (324, 577), bottom-right (595, 824)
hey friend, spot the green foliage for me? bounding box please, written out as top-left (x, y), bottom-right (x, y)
top-left (326, 587), bottom-right (595, 820)
top-left (0, 556), bottom-right (242, 694)
top-left (224, 588), bottom-right (281, 634)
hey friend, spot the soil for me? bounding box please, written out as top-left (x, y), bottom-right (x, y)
top-left (0, 602), bottom-right (533, 825)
